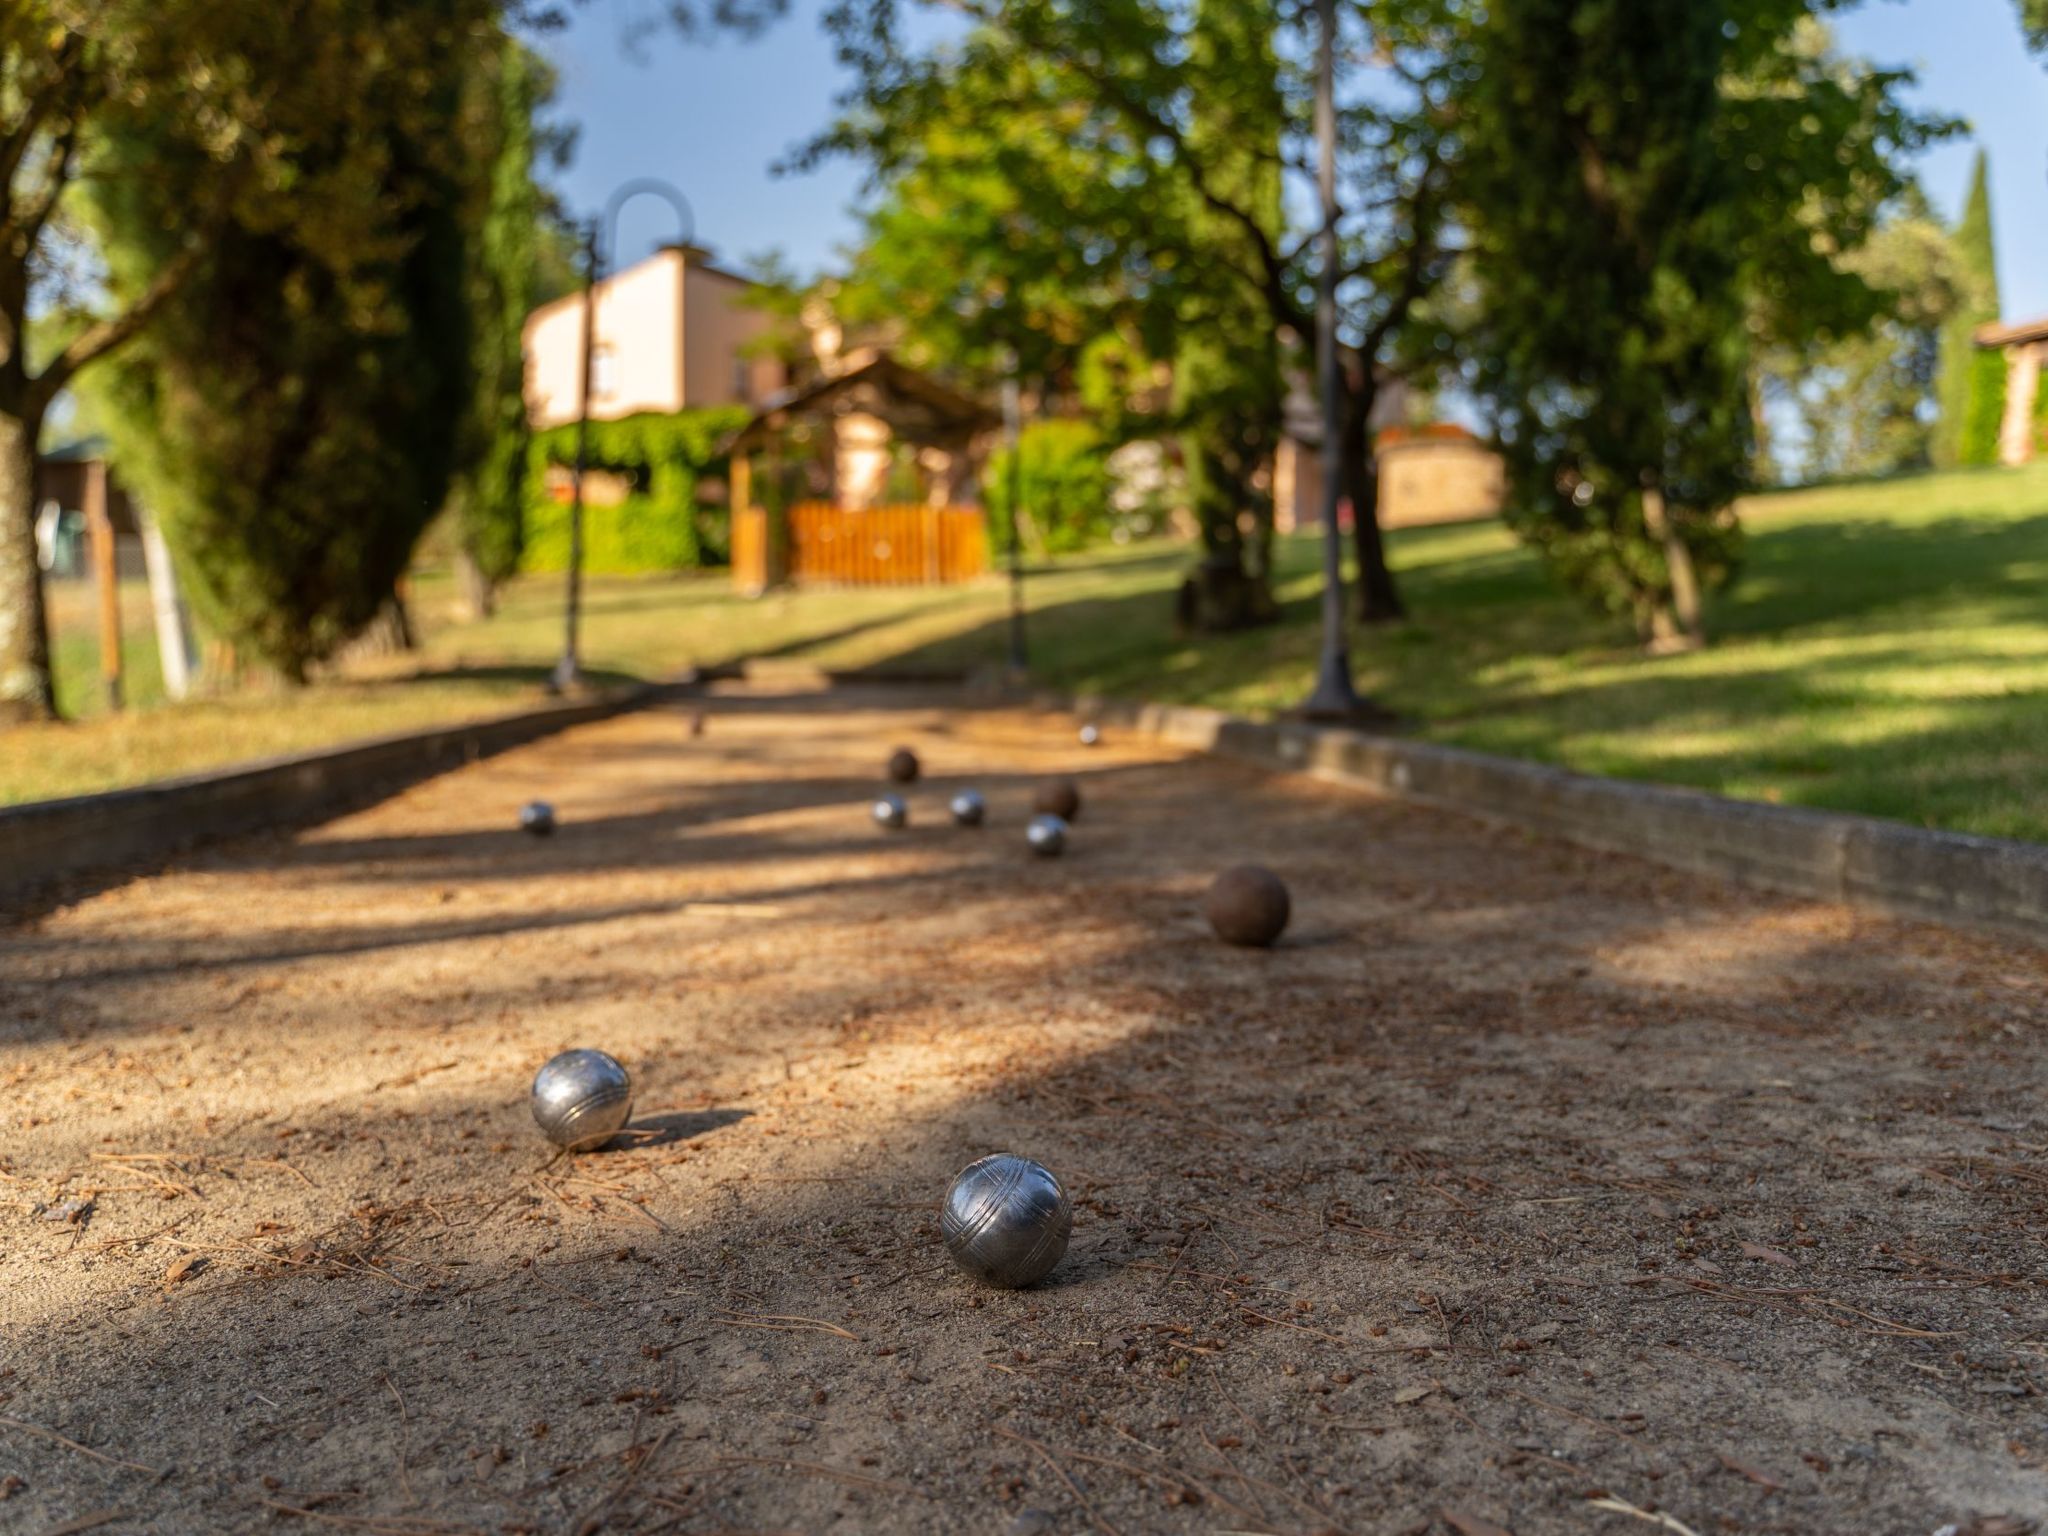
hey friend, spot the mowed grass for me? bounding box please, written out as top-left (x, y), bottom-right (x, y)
top-left (9, 461), bottom-right (2048, 840)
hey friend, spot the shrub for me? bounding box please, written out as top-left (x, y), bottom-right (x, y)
top-left (521, 407), bottom-right (750, 574)
top-left (984, 419), bottom-right (1111, 554)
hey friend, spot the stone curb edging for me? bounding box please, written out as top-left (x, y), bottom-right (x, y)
top-left (1064, 692), bottom-right (2048, 938)
top-left (0, 681), bottom-right (691, 914)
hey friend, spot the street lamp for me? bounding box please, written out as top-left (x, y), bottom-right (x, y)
top-left (1296, 0), bottom-right (1376, 723)
top-left (1001, 352), bottom-right (1028, 678)
top-left (552, 179), bottom-right (696, 695)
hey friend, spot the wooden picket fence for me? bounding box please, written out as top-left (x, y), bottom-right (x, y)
top-left (732, 502), bottom-right (988, 592)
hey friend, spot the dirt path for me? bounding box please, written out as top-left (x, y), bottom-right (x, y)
top-left (2, 682), bottom-right (2044, 1536)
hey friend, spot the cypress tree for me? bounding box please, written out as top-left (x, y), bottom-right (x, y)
top-left (1932, 149), bottom-right (2005, 469)
top-left (86, 3), bottom-right (489, 683)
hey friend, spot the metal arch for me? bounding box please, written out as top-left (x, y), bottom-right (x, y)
top-left (601, 178), bottom-right (696, 272)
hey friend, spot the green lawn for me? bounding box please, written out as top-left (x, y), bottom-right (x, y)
top-left (10, 462), bottom-right (2048, 840)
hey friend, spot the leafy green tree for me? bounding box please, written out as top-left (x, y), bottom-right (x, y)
top-left (85, 1), bottom-right (496, 683)
top-left (1757, 191), bottom-right (1960, 481)
top-left (1930, 150), bottom-right (2004, 469)
top-left (985, 419), bottom-right (1112, 555)
top-left (816, 0), bottom-right (1470, 627)
top-left (0, 4), bottom-right (273, 721)
top-left (1460, 1), bottom-right (1937, 650)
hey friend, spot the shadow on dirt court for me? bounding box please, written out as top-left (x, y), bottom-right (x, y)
top-left (0, 683), bottom-right (2043, 1534)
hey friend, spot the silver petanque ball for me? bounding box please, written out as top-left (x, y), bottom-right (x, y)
top-left (949, 789), bottom-right (987, 827)
top-left (942, 1154), bottom-right (1072, 1289)
top-left (1026, 813), bottom-right (1068, 857)
top-left (519, 800), bottom-right (556, 837)
top-left (531, 1049), bottom-right (633, 1151)
top-left (1079, 723), bottom-right (1101, 747)
top-left (873, 792), bottom-right (909, 830)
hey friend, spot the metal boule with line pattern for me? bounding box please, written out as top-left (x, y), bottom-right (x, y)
top-left (873, 793), bottom-right (909, 830)
top-left (950, 789), bottom-right (987, 827)
top-left (942, 1153), bottom-right (1072, 1289)
top-left (531, 1049), bottom-right (633, 1151)
top-left (519, 801), bottom-right (557, 837)
top-left (1026, 813), bottom-right (1068, 857)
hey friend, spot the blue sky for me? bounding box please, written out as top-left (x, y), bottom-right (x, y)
top-left (542, 0), bottom-right (2048, 320)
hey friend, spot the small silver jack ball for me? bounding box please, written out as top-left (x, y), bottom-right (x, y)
top-left (1026, 813), bottom-right (1068, 856)
top-left (942, 1153), bottom-right (1072, 1288)
top-left (1079, 723), bottom-right (1101, 747)
top-left (873, 793), bottom-right (909, 830)
top-left (950, 789), bottom-right (987, 827)
top-left (531, 1049), bottom-right (633, 1150)
top-left (519, 801), bottom-right (556, 837)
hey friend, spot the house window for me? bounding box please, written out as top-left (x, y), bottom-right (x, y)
top-left (591, 343), bottom-right (617, 402)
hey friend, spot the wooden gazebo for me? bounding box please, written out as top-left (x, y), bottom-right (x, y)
top-left (725, 350), bottom-right (999, 594)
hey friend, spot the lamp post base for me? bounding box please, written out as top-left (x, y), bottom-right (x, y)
top-left (1293, 648), bottom-right (1395, 727)
top-left (547, 656), bottom-right (588, 697)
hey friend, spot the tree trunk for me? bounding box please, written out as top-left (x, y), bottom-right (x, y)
top-left (1338, 371), bottom-right (1406, 624)
top-left (1640, 481), bottom-right (1704, 652)
top-left (1175, 428), bottom-right (1276, 633)
top-left (347, 589), bottom-right (418, 663)
top-left (0, 406), bottom-right (56, 724)
top-left (455, 546), bottom-right (496, 621)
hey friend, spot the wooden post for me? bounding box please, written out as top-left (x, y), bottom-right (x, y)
top-left (730, 454), bottom-right (761, 596)
top-left (921, 498), bottom-right (941, 585)
top-left (136, 503), bottom-right (197, 700)
top-left (84, 458), bottom-right (122, 712)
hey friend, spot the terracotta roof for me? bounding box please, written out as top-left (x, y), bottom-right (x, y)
top-left (1377, 422), bottom-right (1484, 449)
top-left (1975, 315), bottom-right (2048, 349)
top-left (725, 350), bottom-right (997, 453)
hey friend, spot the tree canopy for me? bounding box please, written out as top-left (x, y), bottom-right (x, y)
top-left (1457, 3), bottom-right (1940, 648)
top-left (814, 0), bottom-right (1474, 625)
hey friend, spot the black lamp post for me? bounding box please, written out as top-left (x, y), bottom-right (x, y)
top-left (552, 179), bottom-right (696, 695)
top-left (1001, 352), bottom-right (1028, 678)
top-left (1297, 0), bottom-right (1375, 723)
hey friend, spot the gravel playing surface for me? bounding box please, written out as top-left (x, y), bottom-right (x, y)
top-left (2, 681), bottom-right (2044, 1535)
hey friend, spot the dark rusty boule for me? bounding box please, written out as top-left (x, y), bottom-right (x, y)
top-left (1032, 777), bottom-right (1082, 821)
top-left (1204, 864), bottom-right (1291, 948)
top-left (887, 747), bottom-right (921, 784)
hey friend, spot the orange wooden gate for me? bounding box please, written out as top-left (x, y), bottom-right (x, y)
top-left (732, 503), bottom-right (987, 592)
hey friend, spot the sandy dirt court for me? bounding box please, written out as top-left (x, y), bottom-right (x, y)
top-left (1, 680), bottom-right (2044, 1536)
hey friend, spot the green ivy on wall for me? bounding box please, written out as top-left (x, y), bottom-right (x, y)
top-left (522, 406), bottom-right (751, 574)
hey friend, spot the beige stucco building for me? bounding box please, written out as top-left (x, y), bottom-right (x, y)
top-left (521, 243), bottom-right (787, 430)
top-left (1977, 315), bottom-right (2048, 467)
top-left (1274, 370), bottom-right (1504, 532)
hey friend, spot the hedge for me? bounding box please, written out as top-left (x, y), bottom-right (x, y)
top-left (521, 406), bottom-right (750, 574)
